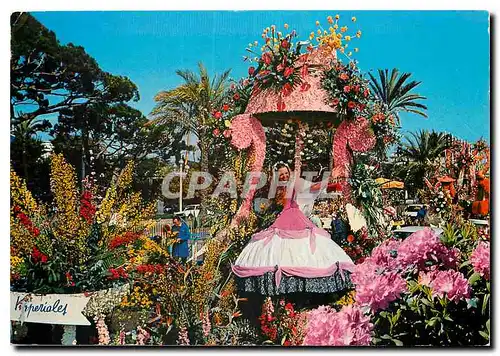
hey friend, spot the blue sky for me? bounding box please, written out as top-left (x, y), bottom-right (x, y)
top-left (32, 10), bottom-right (490, 142)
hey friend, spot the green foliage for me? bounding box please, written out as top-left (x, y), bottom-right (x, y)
top-left (368, 68), bottom-right (428, 122)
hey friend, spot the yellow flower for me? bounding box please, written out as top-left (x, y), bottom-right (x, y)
top-left (284, 23), bottom-right (289, 29)
top-left (345, 35), bottom-right (351, 41)
top-left (351, 16), bottom-right (357, 22)
top-left (333, 24), bottom-right (338, 30)
top-left (224, 120), bottom-right (231, 128)
top-left (354, 47), bottom-right (359, 52)
top-left (335, 14), bottom-right (340, 20)
top-left (317, 29), bottom-right (321, 35)
top-left (309, 32), bottom-right (315, 40)
top-left (340, 47), bottom-right (345, 53)
top-left (315, 20), bottom-right (320, 26)
top-left (356, 30), bottom-right (362, 38)
top-left (341, 26), bottom-right (348, 33)
top-left (337, 33), bottom-right (342, 39)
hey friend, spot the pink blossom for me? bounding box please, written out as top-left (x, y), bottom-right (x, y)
top-left (343, 85), bottom-right (351, 93)
top-left (177, 326), bottom-right (190, 345)
top-left (303, 305), bottom-right (373, 346)
top-left (136, 326), bottom-right (151, 345)
top-left (202, 311), bottom-right (211, 337)
top-left (95, 317), bottom-right (110, 345)
top-left (396, 228), bottom-right (459, 271)
top-left (212, 128), bottom-right (220, 136)
top-left (351, 259), bottom-right (407, 312)
top-left (422, 270), bottom-right (471, 303)
top-left (369, 238), bottom-right (401, 269)
top-left (223, 129), bottom-right (231, 138)
top-left (470, 242), bottom-right (490, 280)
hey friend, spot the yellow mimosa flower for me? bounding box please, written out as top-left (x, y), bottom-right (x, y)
top-left (315, 20), bottom-right (320, 26)
top-left (335, 14), bottom-right (340, 20)
top-left (284, 23), bottom-right (289, 29)
top-left (354, 47), bottom-right (359, 52)
top-left (352, 16), bottom-right (357, 22)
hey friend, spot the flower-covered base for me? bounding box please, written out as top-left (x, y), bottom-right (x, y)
top-left (235, 268), bottom-right (352, 296)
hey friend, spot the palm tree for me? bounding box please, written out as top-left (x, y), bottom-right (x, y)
top-left (150, 63), bottom-right (230, 175)
top-left (368, 69), bottom-right (428, 123)
top-left (395, 130), bottom-right (450, 192)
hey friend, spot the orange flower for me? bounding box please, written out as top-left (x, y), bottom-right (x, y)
top-left (232, 311), bottom-right (242, 318)
top-left (347, 234), bottom-right (355, 243)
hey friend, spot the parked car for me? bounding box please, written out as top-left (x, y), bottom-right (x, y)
top-left (402, 204), bottom-right (425, 218)
top-left (174, 204), bottom-right (201, 219)
top-left (392, 226), bottom-right (443, 240)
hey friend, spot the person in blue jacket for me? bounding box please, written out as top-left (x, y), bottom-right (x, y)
top-left (172, 216), bottom-right (190, 263)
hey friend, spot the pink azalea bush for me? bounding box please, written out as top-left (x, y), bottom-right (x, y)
top-left (303, 305), bottom-right (373, 346)
top-left (351, 258), bottom-right (407, 312)
top-left (396, 228), bottom-right (459, 271)
top-left (470, 241), bottom-right (490, 280)
top-left (419, 270), bottom-right (471, 302)
top-left (369, 238), bottom-right (401, 269)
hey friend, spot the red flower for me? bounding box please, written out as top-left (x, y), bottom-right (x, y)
top-left (80, 190), bottom-right (96, 224)
top-left (353, 85), bottom-right (360, 93)
top-left (364, 88), bottom-right (370, 97)
top-left (282, 82), bottom-right (293, 96)
top-left (300, 81), bottom-right (311, 92)
top-left (223, 129), bottom-right (231, 138)
top-left (357, 103), bottom-right (366, 111)
top-left (347, 101), bottom-right (356, 109)
top-left (213, 128), bottom-right (220, 136)
top-left (343, 85), bottom-right (351, 93)
top-left (283, 340), bottom-right (291, 346)
top-left (276, 63), bottom-right (285, 72)
top-left (248, 66), bottom-right (256, 76)
top-left (283, 67), bottom-right (294, 78)
top-left (347, 234), bottom-right (355, 243)
top-left (300, 64), bottom-right (309, 78)
top-left (223, 104), bottom-right (230, 112)
top-left (307, 45), bottom-right (314, 52)
top-left (259, 70), bottom-right (271, 77)
top-left (233, 93), bottom-right (240, 101)
top-left (281, 39), bottom-right (289, 48)
top-left (339, 72), bottom-right (349, 81)
top-left (31, 247), bottom-right (48, 264)
top-left (262, 52), bottom-right (272, 65)
top-left (214, 111), bottom-right (223, 119)
top-left (109, 232), bottom-right (140, 249)
top-left (331, 98), bottom-right (340, 106)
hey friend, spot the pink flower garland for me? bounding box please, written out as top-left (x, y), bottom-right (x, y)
top-left (303, 304), bottom-right (373, 346)
top-left (470, 241), bottom-right (490, 280)
top-left (331, 117), bottom-right (376, 201)
top-left (229, 113), bottom-right (266, 224)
